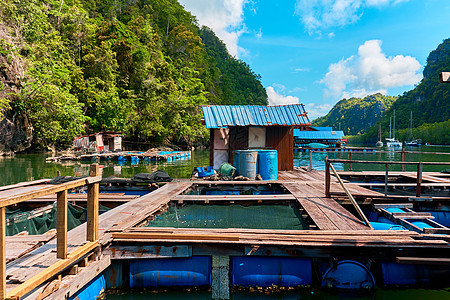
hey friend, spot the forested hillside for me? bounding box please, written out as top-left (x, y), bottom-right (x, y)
top-left (351, 38), bottom-right (450, 145)
top-left (0, 0), bottom-right (267, 152)
top-left (312, 94), bottom-right (396, 135)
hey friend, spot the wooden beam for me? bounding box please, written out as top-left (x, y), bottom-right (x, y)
top-left (171, 194), bottom-right (296, 202)
top-left (440, 72), bottom-right (450, 83)
top-left (329, 163), bottom-right (373, 229)
top-left (1, 207), bottom-right (5, 300)
top-left (112, 232), bottom-right (240, 241)
top-left (6, 241), bottom-right (99, 299)
top-left (396, 256), bottom-right (450, 265)
top-left (87, 164), bottom-right (100, 242)
top-left (0, 176), bottom-right (102, 208)
top-left (57, 190), bottom-right (68, 259)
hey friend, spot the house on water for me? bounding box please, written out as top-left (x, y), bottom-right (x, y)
top-left (73, 132), bottom-right (123, 153)
top-left (202, 104), bottom-right (311, 170)
top-left (294, 127), bottom-right (346, 148)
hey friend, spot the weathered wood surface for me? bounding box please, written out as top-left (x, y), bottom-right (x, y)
top-left (171, 194), bottom-right (296, 202)
top-left (25, 193), bottom-right (139, 203)
top-left (114, 228), bottom-right (449, 248)
top-left (283, 183), bottom-right (370, 230)
top-left (0, 179), bottom-right (51, 192)
top-left (5, 181), bottom-right (191, 294)
top-left (6, 233), bottom-right (56, 263)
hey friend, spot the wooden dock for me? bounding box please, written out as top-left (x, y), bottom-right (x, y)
top-left (1, 167), bottom-right (450, 299)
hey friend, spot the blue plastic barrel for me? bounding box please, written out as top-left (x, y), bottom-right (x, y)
top-left (322, 260), bottom-right (375, 289)
top-left (231, 256), bottom-right (312, 287)
top-left (129, 257), bottom-right (211, 288)
top-left (233, 150), bottom-right (241, 175)
top-left (69, 275), bottom-right (105, 300)
top-left (257, 150), bottom-right (278, 180)
top-left (238, 150), bottom-right (258, 179)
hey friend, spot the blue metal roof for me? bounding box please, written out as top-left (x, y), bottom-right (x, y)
top-left (312, 127), bottom-right (333, 131)
top-left (293, 129), bottom-right (345, 140)
top-left (202, 105), bottom-right (311, 128)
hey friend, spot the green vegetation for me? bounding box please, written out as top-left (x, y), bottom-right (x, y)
top-left (0, 0), bottom-right (267, 149)
top-left (312, 93), bottom-right (396, 135)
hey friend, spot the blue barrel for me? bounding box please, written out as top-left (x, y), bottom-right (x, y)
top-left (322, 260), bottom-right (375, 289)
top-left (69, 275), bottom-right (105, 300)
top-left (238, 150), bottom-right (258, 179)
top-left (233, 150), bottom-right (241, 175)
top-left (129, 257), bottom-right (211, 288)
top-left (231, 256), bottom-right (312, 287)
top-left (257, 150), bottom-right (278, 180)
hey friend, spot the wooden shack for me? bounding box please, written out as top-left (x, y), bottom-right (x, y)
top-left (73, 132), bottom-right (122, 153)
top-left (202, 105), bottom-right (311, 171)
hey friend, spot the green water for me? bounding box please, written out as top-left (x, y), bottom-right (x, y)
top-left (1, 146), bottom-right (449, 187)
top-left (0, 149), bottom-right (210, 186)
top-left (105, 288), bottom-right (450, 299)
top-left (146, 204), bottom-right (306, 230)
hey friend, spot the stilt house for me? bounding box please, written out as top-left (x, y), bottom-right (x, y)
top-left (202, 104), bottom-right (311, 171)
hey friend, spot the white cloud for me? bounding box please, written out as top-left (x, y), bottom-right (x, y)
top-left (179, 0), bottom-right (246, 57)
top-left (266, 86), bottom-right (300, 106)
top-left (305, 103), bottom-right (333, 119)
top-left (320, 40), bottom-right (422, 100)
top-left (295, 0), bottom-right (409, 34)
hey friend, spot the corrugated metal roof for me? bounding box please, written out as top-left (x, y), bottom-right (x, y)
top-left (293, 129), bottom-right (345, 140)
top-left (202, 105), bottom-right (311, 128)
top-left (312, 127), bottom-right (333, 131)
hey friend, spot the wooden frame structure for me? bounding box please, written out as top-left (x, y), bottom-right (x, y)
top-left (0, 164), bottom-right (101, 299)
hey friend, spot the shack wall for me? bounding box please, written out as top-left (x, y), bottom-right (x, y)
top-left (266, 127), bottom-right (293, 171)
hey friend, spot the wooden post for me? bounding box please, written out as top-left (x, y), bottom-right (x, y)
top-left (401, 149), bottom-right (406, 172)
top-left (0, 207), bottom-right (6, 300)
top-left (57, 190), bottom-right (68, 259)
top-left (349, 152), bottom-right (353, 171)
top-left (325, 156), bottom-right (330, 197)
top-left (309, 151), bottom-right (313, 170)
top-left (87, 164), bottom-right (100, 242)
top-left (416, 162), bottom-right (423, 197)
top-left (385, 163), bottom-right (389, 197)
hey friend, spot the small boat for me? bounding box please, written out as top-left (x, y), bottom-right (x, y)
top-left (376, 124), bottom-right (383, 147)
top-left (405, 112), bottom-right (421, 147)
top-left (386, 112), bottom-right (402, 149)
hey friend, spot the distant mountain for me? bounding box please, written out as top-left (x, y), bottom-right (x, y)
top-left (352, 38), bottom-right (450, 145)
top-left (312, 93), bottom-right (396, 135)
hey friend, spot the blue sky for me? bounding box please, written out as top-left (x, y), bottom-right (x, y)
top-left (178, 0), bottom-right (449, 119)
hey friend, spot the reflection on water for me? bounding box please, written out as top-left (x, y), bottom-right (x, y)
top-left (1, 146), bottom-right (450, 186)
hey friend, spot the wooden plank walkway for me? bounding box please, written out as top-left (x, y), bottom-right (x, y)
top-left (283, 183), bottom-right (369, 230)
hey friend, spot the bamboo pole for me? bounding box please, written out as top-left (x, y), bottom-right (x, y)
top-left (325, 156), bottom-right (330, 197)
top-left (401, 148), bottom-right (406, 172)
top-left (349, 152), bottom-right (353, 171)
top-left (416, 163), bottom-right (423, 197)
top-left (329, 163), bottom-right (373, 229)
top-left (385, 164), bottom-right (389, 197)
top-left (87, 164), bottom-right (100, 242)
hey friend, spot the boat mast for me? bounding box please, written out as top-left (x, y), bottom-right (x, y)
top-left (389, 117), bottom-right (392, 139)
top-left (393, 110), bottom-right (396, 140)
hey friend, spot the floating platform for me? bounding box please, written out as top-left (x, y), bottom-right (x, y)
top-left (295, 146), bottom-right (377, 152)
top-left (1, 168), bottom-right (450, 299)
top-left (46, 150), bottom-right (191, 163)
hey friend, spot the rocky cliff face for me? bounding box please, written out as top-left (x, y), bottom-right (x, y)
top-left (0, 24), bottom-right (33, 155)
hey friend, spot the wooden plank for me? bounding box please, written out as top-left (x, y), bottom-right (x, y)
top-left (103, 245), bottom-right (192, 259)
top-left (112, 232), bottom-right (240, 241)
top-left (87, 165), bottom-right (100, 242)
top-left (44, 255), bottom-right (111, 300)
top-left (57, 190), bottom-right (68, 259)
top-left (0, 176), bottom-right (102, 208)
top-left (1, 207), bottom-right (6, 300)
top-left (6, 241), bottom-right (98, 299)
top-left (6, 234), bottom-right (56, 263)
top-left (171, 194), bottom-right (296, 202)
top-left (0, 179), bottom-right (50, 192)
top-left (373, 203), bottom-right (414, 209)
top-left (396, 256), bottom-right (450, 265)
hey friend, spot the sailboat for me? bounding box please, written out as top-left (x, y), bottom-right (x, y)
top-left (386, 111), bottom-right (402, 149)
top-left (405, 111), bottom-right (421, 147)
top-left (376, 124), bottom-right (383, 147)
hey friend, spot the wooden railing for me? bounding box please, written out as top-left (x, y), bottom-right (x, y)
top-left (0, 164), bottom-right (101, 299)
top-left (325, 158), bottom-right (450, 198)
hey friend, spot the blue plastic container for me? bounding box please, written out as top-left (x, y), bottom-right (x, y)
top-left (233, 150), bottom-right (241, 175)
top-left (231, 257), bottom-right (312, 287)
top-left (69, 275), bottom-right (105, 300)
top-left (322, 260), bottom-right (375, 289)
top-left (238, 150), bottom-right (258, 179)
top-left (257, 150), bottom-right (278, 180)
top-left (129, 257), bottom-right (211, 288)
top-left (370, 221), bottom-right (406, 230)
top-left (196, 166), bottom-right (215, 177)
